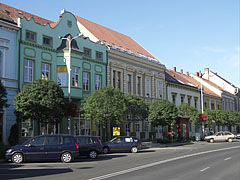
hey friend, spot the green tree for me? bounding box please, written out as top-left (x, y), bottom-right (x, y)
top-left (81, 86), bottom-right (126, 140)
top-left (215, 109), bottom-right (226, 127)
top-left (204, 109), bottom-right (216, 129)
top-left (148, 100), bottom-right (178, 126)
top-left (225, 110), bottom-right (238, 131)
top-left (0, 80), bottom-right (9, 111)
top-left (124, 94), bottom-right (148, 122)
top-left (14, 80), bottom-right (65, 128)
top-left (177, 103), bottom-right (201, 128)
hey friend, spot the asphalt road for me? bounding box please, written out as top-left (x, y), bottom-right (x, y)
top-left (0, 140), bottom-right (240, 180)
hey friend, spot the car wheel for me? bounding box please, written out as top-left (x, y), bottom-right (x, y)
top-left (228, 138), bottom-right (233, 142)
top-left (131, 147), bottom-right (138, 153)
top-left (61, 152), bottom-right (72, 163)
top-left (209, 139), bottom-right (214, 143)
top-left (89, 150), bottom-right (97, 159)
top-left (103, 147), bottom-right (109, 154)
top-left (12, 153), bottom-right (24, 163)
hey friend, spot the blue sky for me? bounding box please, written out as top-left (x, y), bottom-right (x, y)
top-left (2, 0), bottom-right (240, 85)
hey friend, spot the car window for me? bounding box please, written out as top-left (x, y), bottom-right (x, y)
top-left (125, 138), bottom-right (133, 143)
top-left (30, 137), bottom-right (45, 146)
top-left (46, 136), bottom-right (60, 145)
top-left (91, 137), bottom-right (98, 144)
top-left (112, 137), bottom-right (124, 143)
top-left (77, 137), bottom-right (87, 144)
top-left (63, 136), bottom-right (74, 144)
top-left (216, 133), bottom-right (222, 136)
top-left (224, 132), bottom-right (231, 136)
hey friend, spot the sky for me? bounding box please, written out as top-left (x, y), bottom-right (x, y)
top-left (2, 0), bottom-right (240, 85)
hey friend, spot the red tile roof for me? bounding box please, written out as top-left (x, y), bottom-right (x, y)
top-left (75, 16), bottom-right (163, 64)
top-left (0, 3), bottom-right (53, 26)
top-left (166, 69), bottom-right (221, 98)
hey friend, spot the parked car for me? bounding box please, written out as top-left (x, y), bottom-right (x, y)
top-left (204, 131), bottom-right (236, 143)
top-left (75, 136), bottom-right (102, 159)
top-left (103, 136), bottom-right (141, 154)
top-left (236, 133), bottom-right (240, 139)
top-left (5, 134), bottom-right (79, 163)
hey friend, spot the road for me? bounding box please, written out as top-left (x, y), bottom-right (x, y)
top-left (0, 140), bottom-right (239, 180)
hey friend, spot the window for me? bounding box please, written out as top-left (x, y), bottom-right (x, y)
top-left (83, 72), bottom-right (89, 91)
top-left (26, 30), bottom-right (36, 41)
top-left (57, 66), bottom-right (67, 86)
top-left (29, 137), bottom-right (45, 146)
top-left (63, 136), bottom-right (74, 144)
top-left (137, 76), bottom-right (141, 95)
top-left (46, 136), bottom-right (60, 145)
top-left (156, 80), bottom-right (160, 99)
top-left (127, 74), bottom-right (132, 94)
top-left (117, 71), bottom-right (121, 89)
top-left (188, 96), bottom-right (191, 105)
top-left (24, 60), bottom-right (33, 82)
top-left (172, 94), bottom-right (176, 104)
top-left (84, 48), bottom-right (91, 57)
top-left (181, 95), bottom-right (185, 104)
top-left (146, 78), bottom-right (150, 97)
top-left (95, 74), bottom-right (101, 90)
top-left (194, 98), bottom-right (198, 108)
top-left (126, 123), bottom-right (130, 134)
top-left (42, 63), bottom-right (50, 80)
top-left (43, 36), bottom-right (52, 46)
top-left (96, 51), bottom-right (103, 60)
top-left (211, 103), bottom-right (215, 110)
top-left (72, 67), bottom-right (79, 87)
top-left (113, 70), bottom-right (116, 88)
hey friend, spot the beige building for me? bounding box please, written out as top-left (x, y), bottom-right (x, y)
top-left (76, 16), bottom-right (166, 140)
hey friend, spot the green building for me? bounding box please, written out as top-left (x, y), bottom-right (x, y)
top-left (17, 10), bottom-right (107, 141)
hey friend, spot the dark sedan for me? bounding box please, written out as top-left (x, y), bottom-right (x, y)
top-left (103, 136), bottom-right (141, 154)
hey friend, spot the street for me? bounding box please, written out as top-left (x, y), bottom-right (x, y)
top-left (0, 141), bottom-right (240, 180)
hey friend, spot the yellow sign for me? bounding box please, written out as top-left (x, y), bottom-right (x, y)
top-left (113, 127), bottom-right (120, 136)
top-left (57, 66), bottom-right (67, 73)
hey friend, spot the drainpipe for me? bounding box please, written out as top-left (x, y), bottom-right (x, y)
top-left (17, 19), bottom-right (22, 92)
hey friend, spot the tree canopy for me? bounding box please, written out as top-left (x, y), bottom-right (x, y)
top-left (148, 100), bottom-right (178, 126)
top-left (14, 80), bottom-right (65, 124)
top-left (81, 86), bottom-right (126, 126)
top-left (124, 94), bottom-right (148, 122)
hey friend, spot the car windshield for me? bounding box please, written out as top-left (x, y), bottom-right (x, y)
top-left (110, 137), bottom-right (118, 142)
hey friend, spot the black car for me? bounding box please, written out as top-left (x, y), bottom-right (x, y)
top-left (103, 136), bottom-right (141, 154)
top-left (75, 136), bottom-right (103, 159)
top-left (5, 134), bottom-right (79, 163)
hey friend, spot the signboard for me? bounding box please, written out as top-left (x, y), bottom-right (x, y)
top-left (113, 127), bottom-right (120, 136)
top-left (200, 112), bottom-right (208, 122)
top-left (57, 66), bottom-right (67, 86)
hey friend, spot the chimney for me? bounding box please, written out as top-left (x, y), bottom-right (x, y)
top-left (180, 69), bottom-right (183, 74)
top-left (173, 67), bottom-right (176, 72)
top-left (204, 68), bottom-right (209, 80)
top-left (196, 72), bottom-right (199, 77)
top-left (199, 70), bottom-right (202, 78)
top-left (186, 72), bottom-right (189, 76)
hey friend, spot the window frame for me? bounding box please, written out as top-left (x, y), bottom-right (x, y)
top-left (24, 59), bottom-right (34, 82)
top-left (26, 30), bottom-right (37, 42)
top-left (96, 51), bottom-right (103, 60)
top-left (42, 35), bottom-right (53, 47)
top-left (84, 48), bottom-right (92, 58)
top-left (95, 74), bottom-right (102, 90)
top-left (72, 66), bottom-right (80, 87)
top-left (83, 72), bottom-right (90, 91)
top-left (41, 63), bottom-right (50, 80)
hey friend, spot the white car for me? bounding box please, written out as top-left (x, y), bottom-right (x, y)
top-left (204, 131), bottom-right (236, 143)
top-left (236, 134), bottom-right (240, 139)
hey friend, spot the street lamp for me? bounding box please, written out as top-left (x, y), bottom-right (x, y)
top-left (59, 33), bottom-right (81, 134)
top-left (200, 83), bottom-right (205, 139)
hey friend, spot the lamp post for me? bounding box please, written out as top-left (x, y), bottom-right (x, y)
top-left (201, 83), bottom-right (205, 139)
top-left (59, 33), bottom-right (81, 134)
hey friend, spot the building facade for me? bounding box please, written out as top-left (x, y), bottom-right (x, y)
top-left (0, 7), bottom-right (19, 144)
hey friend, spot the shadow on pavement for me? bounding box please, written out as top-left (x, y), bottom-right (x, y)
top-left (0, 164), bottom-right (72, 180)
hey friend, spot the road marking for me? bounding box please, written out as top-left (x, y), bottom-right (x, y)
top-left (224, 157), bottom-right (231, 161)
top-left (200, 167), bottom-right (210, 172)
top-left (87, 145), bottom-right (240, 180)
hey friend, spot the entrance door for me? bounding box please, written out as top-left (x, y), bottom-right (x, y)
top-left (145, 120), bottom-right (149, 139)
top-left (125, 123), bottom-right (130, 137)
